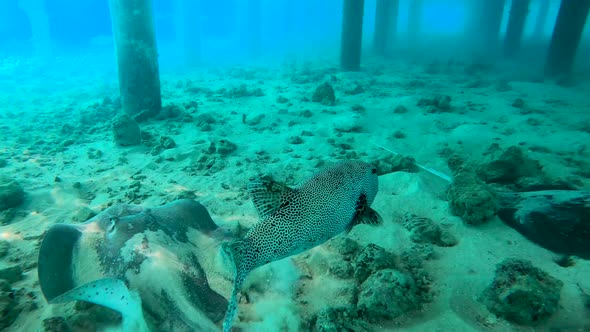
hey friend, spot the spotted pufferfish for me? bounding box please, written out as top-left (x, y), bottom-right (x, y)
top-left (222, 160), bottom-right (383, 331)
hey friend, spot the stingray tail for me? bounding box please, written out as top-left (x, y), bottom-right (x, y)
top-left (372, 142), bottom-right (452, 182)
top-left (222, 239), bottom-right (250, 332)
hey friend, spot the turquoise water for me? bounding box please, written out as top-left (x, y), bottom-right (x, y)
top-left (1, 1), bottom-right (589, 331)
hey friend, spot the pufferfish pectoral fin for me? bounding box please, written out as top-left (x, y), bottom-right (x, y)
top-left (345, 206), bottom-right (384, 233)
top-left (247, 178), bottom-right (296, 219)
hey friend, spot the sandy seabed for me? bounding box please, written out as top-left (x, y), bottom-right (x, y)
top-left (1, 53), bottom-right (590, 332)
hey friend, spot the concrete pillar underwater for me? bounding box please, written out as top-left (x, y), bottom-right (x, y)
top-left (340, 0), bottom-right (365, 71)
top-left (545, 0), bottom-right (590, 77)
top-left (373, 0), bottom-right (399, 56)
top-left (476, 0), bottom-right (506, 55)
top-left (282, 0), bottom-right (296, 52)
top-left (108, 0), bottom-right (161, 121)
top-left (504, 0), bottom-right (530, 58)
top-left (173, 0), bottom-right (201, 67)
top-left (533, 0), bottom-right (550, 41)
top-left (246, 0), bottom-right (262, 58)
top-left (18, 0), bottom-right (52, 56)
top-left (406, 0), bottom-right (423, 45)
top-left (301, 0), bottom-right (321, 59)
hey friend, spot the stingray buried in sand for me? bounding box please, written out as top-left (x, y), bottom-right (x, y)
top-left (38, 199), bottom-right (227, 331)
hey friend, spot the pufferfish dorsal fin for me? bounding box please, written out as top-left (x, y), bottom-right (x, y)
top-left (247, 177), bottom-right (296, 219)
top-left (345, 193), bottom-right (384, 233)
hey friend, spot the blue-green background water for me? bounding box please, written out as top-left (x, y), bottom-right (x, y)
top-left (2, 0), bottom-right (587, 67)
top-left (1, 1), bottom-right (590, 331)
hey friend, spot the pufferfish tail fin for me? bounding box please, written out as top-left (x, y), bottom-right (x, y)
top-left (222, 239), bottom-right (252, 332)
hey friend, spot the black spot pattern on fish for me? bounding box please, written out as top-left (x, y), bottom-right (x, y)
top-left (355, 193), bottom-right (368, 218)
top-left (240, 161), bottom-right (380, 272)
top-left (223, 160), bottom-right (383, 332)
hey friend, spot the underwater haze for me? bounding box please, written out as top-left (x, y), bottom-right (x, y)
top-left (1, 0), bottom-right (590, 331)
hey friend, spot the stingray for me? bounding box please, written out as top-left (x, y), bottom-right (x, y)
top-left (38, 199), bottom-right (228, 331)
top-left (497, 190), bottom-right (590, 259)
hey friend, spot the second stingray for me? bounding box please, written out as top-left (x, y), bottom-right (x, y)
top-left (38, 199), bottom-right (228, 331)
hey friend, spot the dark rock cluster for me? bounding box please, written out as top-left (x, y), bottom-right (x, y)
top-left (0, 242), bottom-right (37, 331)
top-left (0, 175), bottom-right (24, 224)
top-left (313, 306), bottom-right (369, 332)
top-left (223, 84), bottom-right (264, 98)
top-left (476, 145), bottom-right (574, 192)
top-left (417, 95), bottom-right (452, 113)
top-left (480, 258), bottom-right (563, 325)
top-left (401, 213), bottom-right (458, 247)
top-left (112, 114), bottom-right (141, 146)
top-left (0, 278), bottom-right (21, 330)
top-left (371, 154), bottom-right (420, 176)
top-left (445, 145), bottom-right (576, 225)
top-left (0, 175), bottom-right (24, 212)
top-left (154, 103), bottom-right (194, 122)
top-left (447, 169), bottom-right (498, 225)
top-left (312, 82), bottom-right (336, 106)
top-left (310, 241), bottom-right (434, 330)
